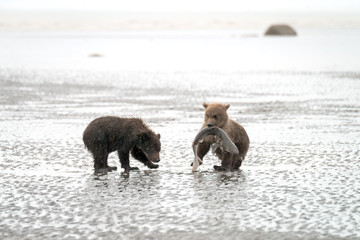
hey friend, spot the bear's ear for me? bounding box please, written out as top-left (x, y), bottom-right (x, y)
top-left (224, 104), bottom-right (230, 110)
top-left (157, 134), bottom-right (161, 139)
top-left (202, 102), bottom-right (209, 109)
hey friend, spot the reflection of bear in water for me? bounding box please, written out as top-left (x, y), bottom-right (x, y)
top-left (195, 103), bottom-right (250, 171)
top-left (83, 116), bottom-right (161, 173)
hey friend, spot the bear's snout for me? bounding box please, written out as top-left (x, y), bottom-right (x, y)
top-left (147, 152), bottom-right (160, 163)
top-left (207, 119), bottom-right (217, 127)
top-left (150, 157), bottom-right (160, 163)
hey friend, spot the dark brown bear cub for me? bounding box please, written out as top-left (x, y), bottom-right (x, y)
top-left (83, 116), bottom-right (161, 173)
top-left (195, 103), bottom-right (249, 171)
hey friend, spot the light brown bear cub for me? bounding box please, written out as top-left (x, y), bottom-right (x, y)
top-left (195, 102), bottom-right (250, 171)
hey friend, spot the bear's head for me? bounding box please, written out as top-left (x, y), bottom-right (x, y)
top-left (202, 102), bottom-right (230, 128)
top-left (137, 131), bottom-right (161, 163)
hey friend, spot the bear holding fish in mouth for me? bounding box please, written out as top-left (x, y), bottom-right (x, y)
top-left (192, 102), bottom-right (250, 171)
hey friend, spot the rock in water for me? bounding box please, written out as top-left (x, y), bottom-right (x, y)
top-left (265, 24), bottom-right (297, 36)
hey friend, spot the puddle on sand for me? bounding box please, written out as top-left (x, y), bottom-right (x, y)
top-left (1, 69), bottom-right (360, 239)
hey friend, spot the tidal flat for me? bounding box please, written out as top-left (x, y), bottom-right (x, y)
top-left (1, 30), bottom-right (360, 239)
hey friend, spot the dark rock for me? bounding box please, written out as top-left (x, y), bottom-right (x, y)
top-left (88, 53), bottom-right (103, 57)
top-left (265, 24), bottom-right (297, 36)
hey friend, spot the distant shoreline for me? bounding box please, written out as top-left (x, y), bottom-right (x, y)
top-left (1, 10), bottom-right (360, 31)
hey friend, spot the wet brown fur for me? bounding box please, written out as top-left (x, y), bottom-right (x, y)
top-left (83, 116), bottom-right (161, 173)
top-left (195, 103), bottom-right (249, 171)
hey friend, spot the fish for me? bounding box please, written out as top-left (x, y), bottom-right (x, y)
top-left (192, 126), bottom-right (239, 171)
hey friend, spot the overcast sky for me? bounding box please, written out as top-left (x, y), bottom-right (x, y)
top-left (1, 0), bottom-right (360, 12)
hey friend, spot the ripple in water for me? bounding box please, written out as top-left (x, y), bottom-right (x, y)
top-left (0, 69), bottom-right (360, 239)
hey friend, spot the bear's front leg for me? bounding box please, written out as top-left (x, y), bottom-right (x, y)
top-left (146, 162), bottom-right (159, 169)
top-left (231, 155), bottom-right (243, 170)
top-left (118, 150), bottom-right (140, 172)
top-left (191, 139), bottom-right (210, 166)
top-left (214, 152), bottom-right (232, 171)
top-left (213, 166), bottom-right (228, 171)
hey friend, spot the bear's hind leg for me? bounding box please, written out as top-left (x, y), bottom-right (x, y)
top-left (118, 150), bottom-right (139, 172)
top-left (92, 147), bottom-right (109, 173)
top-left (106, 165), bottom-right (118, 171)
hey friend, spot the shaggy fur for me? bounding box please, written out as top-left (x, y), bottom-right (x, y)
top-left (83, 116), bottom-right (161, 173)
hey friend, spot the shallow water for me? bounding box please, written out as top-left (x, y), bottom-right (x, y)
top-left (1, 31), bottom-right (360, 239)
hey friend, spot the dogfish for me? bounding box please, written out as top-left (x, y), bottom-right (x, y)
top-left (192, 126), bottom-right (239, 171)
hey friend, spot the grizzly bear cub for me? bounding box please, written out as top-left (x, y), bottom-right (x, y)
top-left (83, 116), bottom-right (161, 173)
top-left (195, 103), bottom-right (249, 171)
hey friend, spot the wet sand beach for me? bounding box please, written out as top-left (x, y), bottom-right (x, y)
top-left (1, 27), bottom-right (360, 239)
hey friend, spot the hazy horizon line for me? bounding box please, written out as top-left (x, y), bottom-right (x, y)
top-left (2, 9), bottom-right (360, 13)
top-left (1, 10), bottom-right (360, 31)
